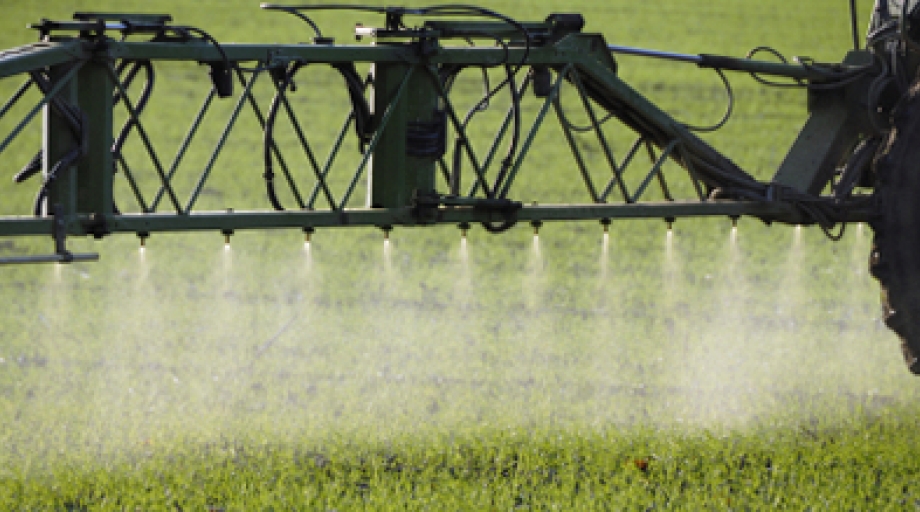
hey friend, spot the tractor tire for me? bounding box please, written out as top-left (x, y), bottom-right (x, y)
top-left (870, 82), bottom-right (920, 375)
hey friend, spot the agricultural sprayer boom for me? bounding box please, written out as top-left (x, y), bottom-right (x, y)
top-left (2, 2), bottom-right (920, 372)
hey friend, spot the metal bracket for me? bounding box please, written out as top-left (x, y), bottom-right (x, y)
top-left (0, 204), bottom-right (98, 264)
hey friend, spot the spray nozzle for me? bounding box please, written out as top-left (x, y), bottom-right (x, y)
top-left (730, 215), bottom-right (739, 229)
top-left (664, 216), bottom-right (675, 232)
top-left (221, 228), bottom-right (234, 247)
top-left (137, 231), bottom-right (149, 248)
top-left (381, 225), bottom-right (392, 241)
top-left (303, 226), bottom-right (314, 244)
top-left (458, 222), bottom-right (470, 239)
top-left (600, 218), bottom-right (611, 234)
top-left (531, 220), bottom-right (543, 236)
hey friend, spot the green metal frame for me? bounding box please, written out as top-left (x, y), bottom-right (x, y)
top-left (0, 10), bottom-right (884, 261)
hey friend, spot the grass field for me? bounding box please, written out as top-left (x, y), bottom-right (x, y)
top-left (4, 0), bottom-right (920, 509)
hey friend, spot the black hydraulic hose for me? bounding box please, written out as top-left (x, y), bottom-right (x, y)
top-left (262, 5), bottom-right (324, 39)
top-left (16, 61), bottom-right (154, 188)
top-left (264, 62), bottom-right (303, 211)
top-left (112, 60), bottom-right (142, 106)
top-left (34, 146), bottom-right (80, 216)
top-left (679, 68), bottom-right (734, 133)
top-left (22, 70), bottom-right (86, 217)
top-left (264, 61), bottom-right (372, 211)
top-left (265, 4), bottom-right (533, 195)
top-left (173, 26), bottom-right (230, 71)
top-left (32, 187), bottom-right (47, 217)
top-left (331, 62), bottom-right (373, 148)
top-left (450, 35), bottom-right (527, 198)
top-left (14, 152), bottom-right (41, 183)
top-left (493, 62), bottom-right (522, 198)
top-left (452, 64), bottom-right (492, 190)
top-left (481, 219), bottom-right (517, 233)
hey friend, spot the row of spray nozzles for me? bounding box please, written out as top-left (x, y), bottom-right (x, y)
top-left (133, 216), bottom-right (754, 249)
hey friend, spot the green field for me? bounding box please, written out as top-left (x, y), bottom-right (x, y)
top-left (4, 0), bottom-right (920, 509)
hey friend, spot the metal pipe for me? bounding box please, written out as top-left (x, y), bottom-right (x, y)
top-left (0, 62), bottom-right (85, 157)
top-left (151, 87), bottom-right (216, 212)
top-left (850, 0), bottom-right (861, 51)
top-left (184, 70), bottom-right (261, 214)
top-left (608, 44), bottom-right (831, 80)
top-left (0, 79), bottom-right (33, 120)
top-left (0, 252), bottom-right (99, 264)
top-left (607, 44), bottom-right (703, 64)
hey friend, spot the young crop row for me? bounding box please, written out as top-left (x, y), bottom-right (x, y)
top-left (3, 417), bottom-right (919, 510)
top-left (0, 0), bottom-right (911, 508)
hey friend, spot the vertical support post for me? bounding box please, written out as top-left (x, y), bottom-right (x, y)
top-left (770, 89), bottom-right (859, 195)
top-left (43, 64), bottom-right (79, 218)
top-left (771, 50), bottom-right (873, 194)
top-left (368, 61), bottom-right (440, 208)
top-left (75, 58), bottom-right (114, 220)
top-left (849, 0), bottom-right (860, 51)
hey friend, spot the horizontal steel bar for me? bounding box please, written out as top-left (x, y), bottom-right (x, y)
top-left (0, 252), bottom-right (99, 264)
top-left (608, 44), bottom-right (854, 80)
top-left (0, 217), bottom-right (53, 235)
top-left (104, 202), bottom-right (873, 230)
top-left (607, 44), bottom-right (704, 64)
top-left (0, 41), bottom-right (89, 80)
top-left (516, 202), bottom-right (839, 223)
top-left (102, 40), bottom-right (851, 82)
top-left (106, 41), bottom-right (583, 67)
top-left (109, 41), bottom-right (443, 63)
top-left (0, 199), bottom-right (874, 238)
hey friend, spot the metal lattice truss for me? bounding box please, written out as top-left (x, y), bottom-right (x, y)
top-left (0, 11), bottom-right (878, 260)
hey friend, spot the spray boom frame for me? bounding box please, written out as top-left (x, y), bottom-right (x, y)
top-left (0, 6), bottom-right (897, 262)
